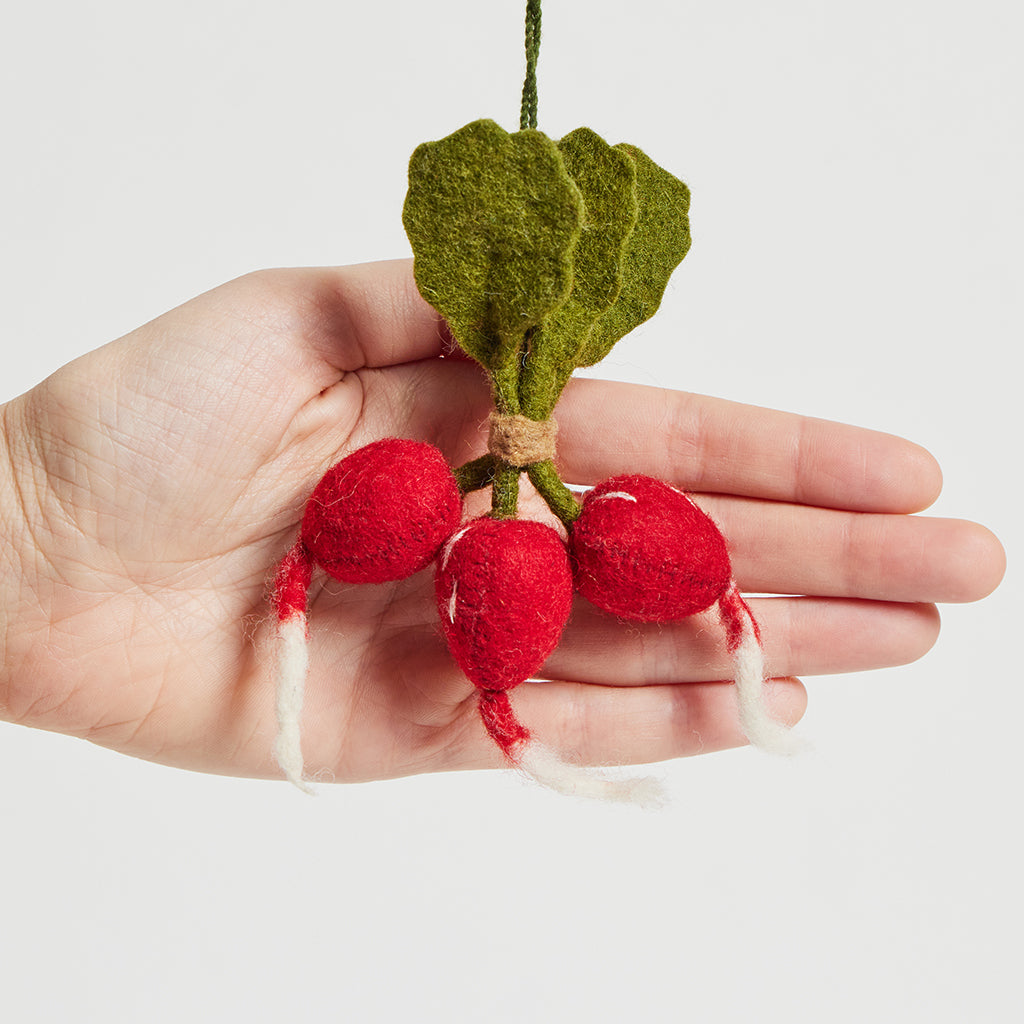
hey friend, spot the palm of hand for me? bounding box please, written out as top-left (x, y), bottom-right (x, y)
top-left (4, 264), bottom-right (478, 781)
top-left (1, 262), bottom-right (1004, 785)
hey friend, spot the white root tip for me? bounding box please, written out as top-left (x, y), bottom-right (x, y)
top-left (732, 622), bottom-right (809, 757)
top-left (517, 743), bottom-right (667, 809)
top-left (274, 613), bottom-right (315, 795)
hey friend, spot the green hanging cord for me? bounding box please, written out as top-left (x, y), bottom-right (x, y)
top-left (520, 0), bottom-right (542, 130)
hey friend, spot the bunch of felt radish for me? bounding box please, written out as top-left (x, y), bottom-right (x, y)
top-left (271, 120), bottom-right (800, 802)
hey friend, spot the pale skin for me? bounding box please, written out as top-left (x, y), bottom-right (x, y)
top-left (0, 261), bottom-right (1006, 784)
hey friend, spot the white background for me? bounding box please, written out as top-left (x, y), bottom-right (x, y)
top-left (1, 1), bottom-right (1019, 1021)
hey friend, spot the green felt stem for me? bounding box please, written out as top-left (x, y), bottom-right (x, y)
top-left (454, 454), bottom-right (498, 495)
top-left (528, 460), bottom-right (582, 526)
top-left (491, 349), bottom-right (523, 415)
top-left (491, 462), bottom-right (522, 519)
top-left (517, 325), bottom-right (557, 420)
top-left (517, 318), bottom-right (588, 419)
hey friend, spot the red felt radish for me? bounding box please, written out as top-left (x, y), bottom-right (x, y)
top-left (571, 474), bottom-right (731, 621)
top-left (271, 438), bottom-right (462, 790)
top-left (302, 437), bottom-right (462, 584)
top-left (571, 474), bottom-right (802, 755)
top-left (435, 517), bottom-right (573, 699)
top-left (435, 517), bottom-right (664, 805)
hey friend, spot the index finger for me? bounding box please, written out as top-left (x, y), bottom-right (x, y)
top-left (552, 377), bottom-right (943, 514)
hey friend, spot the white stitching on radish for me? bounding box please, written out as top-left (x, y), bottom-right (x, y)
top-left (441, 524), bottom-right (472, 571)
top-left (448, 581), bottom-right (458, 623)
top-left (591, 491), bottom-right (638, 503)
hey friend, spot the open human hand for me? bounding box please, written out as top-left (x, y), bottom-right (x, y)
top-left (0, 260), bottom-right (1005, 784)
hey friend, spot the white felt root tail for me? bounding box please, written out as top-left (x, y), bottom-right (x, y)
top-left (719, 587), bottom-right (806, 756)
top-left (516, 742), bottom-right (667, 809)
top-left (274, 612), bottom-right (315, 794)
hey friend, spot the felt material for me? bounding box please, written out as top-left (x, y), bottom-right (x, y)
top-left (402, 118), bottom-right (584, 402)
top-left (487, 411), bottom-right (557, 466)
top-left (517, 742), bottom-right (667, 808)
top-left (490, 461), bottom-right (522, 519)
top-left (271, 541), bottom-right (317, 792)
top-left (453, 453), bottom-right (498, 496)
top-left (268, 17), bottom-right (789, 799)
top-left (478, 689), bottom-right (532, 758)
top-left (519, 127), bottom-right (638, 418)
top-left (578, 145), bottom-right (692, 366)
top-left (717, 585), bottom-right (803, 755)
top-left (479, 687), bottom-right (668, 808)
top-left (401, 122), bottom-right (691, 423)
top-left (274, 613), bottom-right (314, 794)
top-left (527, 459), bottom-right (582, 525)
top-left (556, 129), bottom-right (639, 324)
top-left (719, 585), bottom-right (762, 650)
top-left (301, 438), bottom-right (461, 584)
top-left (436, 517), bottom-right (573, 692)
top-left (570, 475), bottom-right (731, 621)
top-left (274, 541), bottom-right (313, 621)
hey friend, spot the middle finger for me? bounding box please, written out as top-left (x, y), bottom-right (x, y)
top-left (698, 495), bottom-right (1001, 604)
top-left (544, 596), bottom-right (940, 687)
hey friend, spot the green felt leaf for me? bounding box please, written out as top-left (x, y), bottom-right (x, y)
top-left (519, 127), bottom-right (638, 418)
top-left (577, 143), bottom-right (692, 367)
top-left (555, 127), bottom-right (639, 319)
top-left (402, 119), bottom-right (584, 393)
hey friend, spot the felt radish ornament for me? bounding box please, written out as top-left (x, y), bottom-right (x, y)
top-left (269, 0), bottom-right (800, 801)
top-left (572, 475), bottom-right (733, 622)
top-left (272, 437), bottom-right (463, 791)
top-left (570, 475), bottom-right (797, 753)
top-left (436, 518), bottom-right (573, 696)
top-left (302, 438), bottom-right (462, 585)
